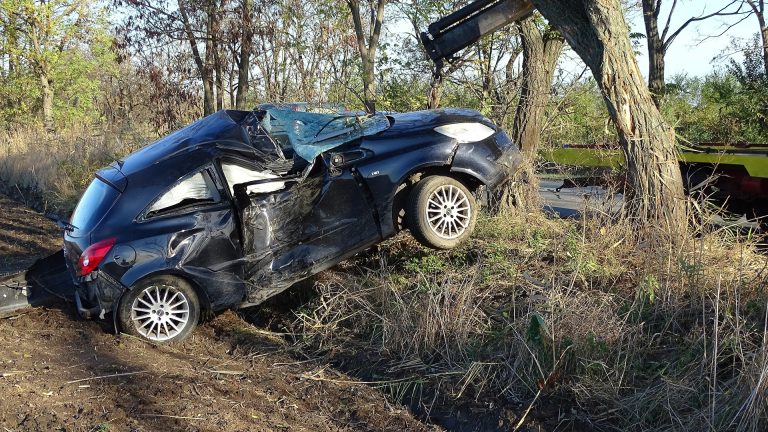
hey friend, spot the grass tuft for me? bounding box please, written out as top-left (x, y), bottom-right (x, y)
top-left (295, 205), bottom-right (768, 430)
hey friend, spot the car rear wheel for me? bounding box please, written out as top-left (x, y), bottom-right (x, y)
top-left (407, 175), bottom-right (477, 249)
top-left (117, 275), bottom-right (200, 343)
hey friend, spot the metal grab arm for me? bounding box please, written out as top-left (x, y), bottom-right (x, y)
top-left (420, 0), bottom-right (534, 66)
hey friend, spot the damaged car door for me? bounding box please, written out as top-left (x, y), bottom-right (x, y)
top-left (222, 153), bottom-right (379, 305)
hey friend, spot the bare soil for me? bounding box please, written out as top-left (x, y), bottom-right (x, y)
top-left (0, 195), bottom-right (439, 432)
top-left (0, 194), bottom-right (60, 275)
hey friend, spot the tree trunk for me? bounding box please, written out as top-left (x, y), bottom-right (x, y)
top-left (7, 23), bottom-right (17, 75)
top-left (493, 17), bottom-right (561, 215)
top-left (428, 72), bottom-right (443, 109)
top-left (512, 17), bottom-right (564, 155)
top-left (758, 14), bottom-right (768, 78)
top-left (642, 0), bottom-right (665, 106)
top-left (210, 1), bottom-right (224, 111)
top-left (362, 57), bottom-right (376, 113)
top-left (532, 0), bottom-right (686, 228)
top-left (236, 0), bottom-right (253, 109)
top-left (213, 42), bottom-right (224, 111)
top-left (40, 72), bottom-right (54, 132)
top-left (178, 0), bottom-right (215, 115)
top-left (347, 0), bottom-right (386, 114)
top-left (206, 2), bottom-right (222, 112)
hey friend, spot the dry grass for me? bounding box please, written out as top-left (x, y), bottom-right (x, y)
top-left (0, 125), bottom-right (153, 213)
top-left (2, 125), bottom-right (766, 430)
top-left (294, 202), bottom-right (768, 431)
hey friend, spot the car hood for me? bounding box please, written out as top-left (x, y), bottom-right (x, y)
top-left (381, 108), bottom-right (496, 135)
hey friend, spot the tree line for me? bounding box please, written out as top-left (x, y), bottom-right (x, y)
top-left (2, 0), bottom-right (768, 227)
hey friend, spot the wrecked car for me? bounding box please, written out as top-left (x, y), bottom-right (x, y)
top-left (62, 105), bottom-right (520, 342)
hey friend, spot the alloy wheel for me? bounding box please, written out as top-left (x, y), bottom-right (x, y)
top-left (425, 184), bottom-right (472, 240)
top-left (130, 284), bottom-right (190, 342)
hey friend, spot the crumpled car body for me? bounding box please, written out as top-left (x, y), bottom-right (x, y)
top-left (62, 106), bottom-right (520, 322)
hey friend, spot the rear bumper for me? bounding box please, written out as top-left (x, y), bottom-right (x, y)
top-left (71, 270), bottom-right (127, 320)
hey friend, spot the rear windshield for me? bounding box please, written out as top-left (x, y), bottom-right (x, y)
top-left (69, 178), bottom-right (119, 238)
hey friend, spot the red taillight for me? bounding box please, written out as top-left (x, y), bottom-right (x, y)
top-left (78, 237), bottom-right (117, 276)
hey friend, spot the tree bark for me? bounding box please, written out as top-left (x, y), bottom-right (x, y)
top-left (236, 0), bottom-right (253, 109)
top-left (746, 1), bottom-right (768, 77)
top-left (40, 72), bottom-right (54, 132)
top-left (210, 0), bottom-right (225, 111)
top-left (178, 0), bottom-right (215, 115)
top-left (642, 0), bottom-right (665, 106)
top-left (762, 24), bottom-right (768, 77)
top-left (205, 2), bottom-right (220, 113)
top-left (493, 17), bottom-right (561, 215)
top-left (532, 0), bottom-right (686, 228)
top-left (757, 12), bottom-right (768, 77)
top-left (428, 73), bottom-right (443, 109)
top-left (512, 17), bottom-right (563, 155)
top-left (347, 0), bottom-right (386, 113)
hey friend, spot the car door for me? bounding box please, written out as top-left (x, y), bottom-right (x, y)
top-left (221, 156), bottom-right (379, 304)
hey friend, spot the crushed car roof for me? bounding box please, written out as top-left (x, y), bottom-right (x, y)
top-left (260, 105), bottom-right (391, 161)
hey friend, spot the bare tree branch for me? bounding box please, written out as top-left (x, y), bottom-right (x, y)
top-left (664, 0), bottom-right (748, 51)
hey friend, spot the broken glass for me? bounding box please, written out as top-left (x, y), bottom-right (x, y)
top-left (260, 105), bottom-right (390, 162)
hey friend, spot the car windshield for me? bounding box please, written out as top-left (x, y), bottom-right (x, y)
top-left (259, 105), bottom-right (390, 162)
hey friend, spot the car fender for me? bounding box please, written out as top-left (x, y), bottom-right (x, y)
top-left (356, 140), bottom-right (458, 237)
top-left (113, 226), bottom-right (245, 312)
top-left (118, 268), bottom-right (216, 312)
top-left (450, 136), bottom-right (522, 190)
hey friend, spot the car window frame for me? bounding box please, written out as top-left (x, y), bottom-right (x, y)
top-left (137, 164), bottom-right (224, 222)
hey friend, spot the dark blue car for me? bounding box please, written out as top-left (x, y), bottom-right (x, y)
top-left (63, 105), bottom-right (520, 342)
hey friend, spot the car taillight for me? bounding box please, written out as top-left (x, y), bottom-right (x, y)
top-left (78, 237), bottom-right (117, 276)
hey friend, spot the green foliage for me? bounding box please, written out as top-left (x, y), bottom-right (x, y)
top-left (0, 0), bottom-right (116, 128)
top-left (640, 275), bottom-right (658, 305)
top-left (527, 228), bottom-right (550, 253)
top-left (405, 252), bottom-right (448, 274)
top-left (544, 78), bottom-right (618, 145)
top-left (51, 17), bottom-right (117, 125)
top-left (660, 36), bottom-right (768, 144)
top-left (563, 228), bottom-right (606, 278)
top-left (526, 313), bottom-right (549, 350)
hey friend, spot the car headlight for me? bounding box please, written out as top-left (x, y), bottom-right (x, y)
top-left (434, 122), bottom-right (496, 143)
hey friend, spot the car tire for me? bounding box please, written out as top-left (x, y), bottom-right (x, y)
top-left (407, 175), bottom-right (477, 249)
top-left (117, 275), bottom-right (200, 344)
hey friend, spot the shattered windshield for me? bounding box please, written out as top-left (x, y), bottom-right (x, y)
top-left (259, 105), bottom-right (390, 162)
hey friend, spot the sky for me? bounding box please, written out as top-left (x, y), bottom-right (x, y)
top-left (626, 1), bottom-right (761, 78)
top-left (388, 1), bottom-right (762, 81)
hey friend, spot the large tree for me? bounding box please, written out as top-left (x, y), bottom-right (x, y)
top-left (119, 0), bottom-right (237, 115)
top-left (512, 15), bottom-right (563, 155)
top-left (346, 0), bottom-right (387, 113)
top-left (234, 0), bottom-right (252, 109)
top-left (1, 0), bottom-right (113, 131)
top-left (529, 0), bottom-right (686, 227)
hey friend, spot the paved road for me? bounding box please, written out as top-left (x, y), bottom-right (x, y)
top-left (538, 178), bottom-right (622, 218)
top-left (539, 178), bottom-right (765, 234)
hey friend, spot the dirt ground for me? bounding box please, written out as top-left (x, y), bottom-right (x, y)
top-left (0, 194), bottom-right (60, 275)
top-left (0, 195), bottom-right (439, 432)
